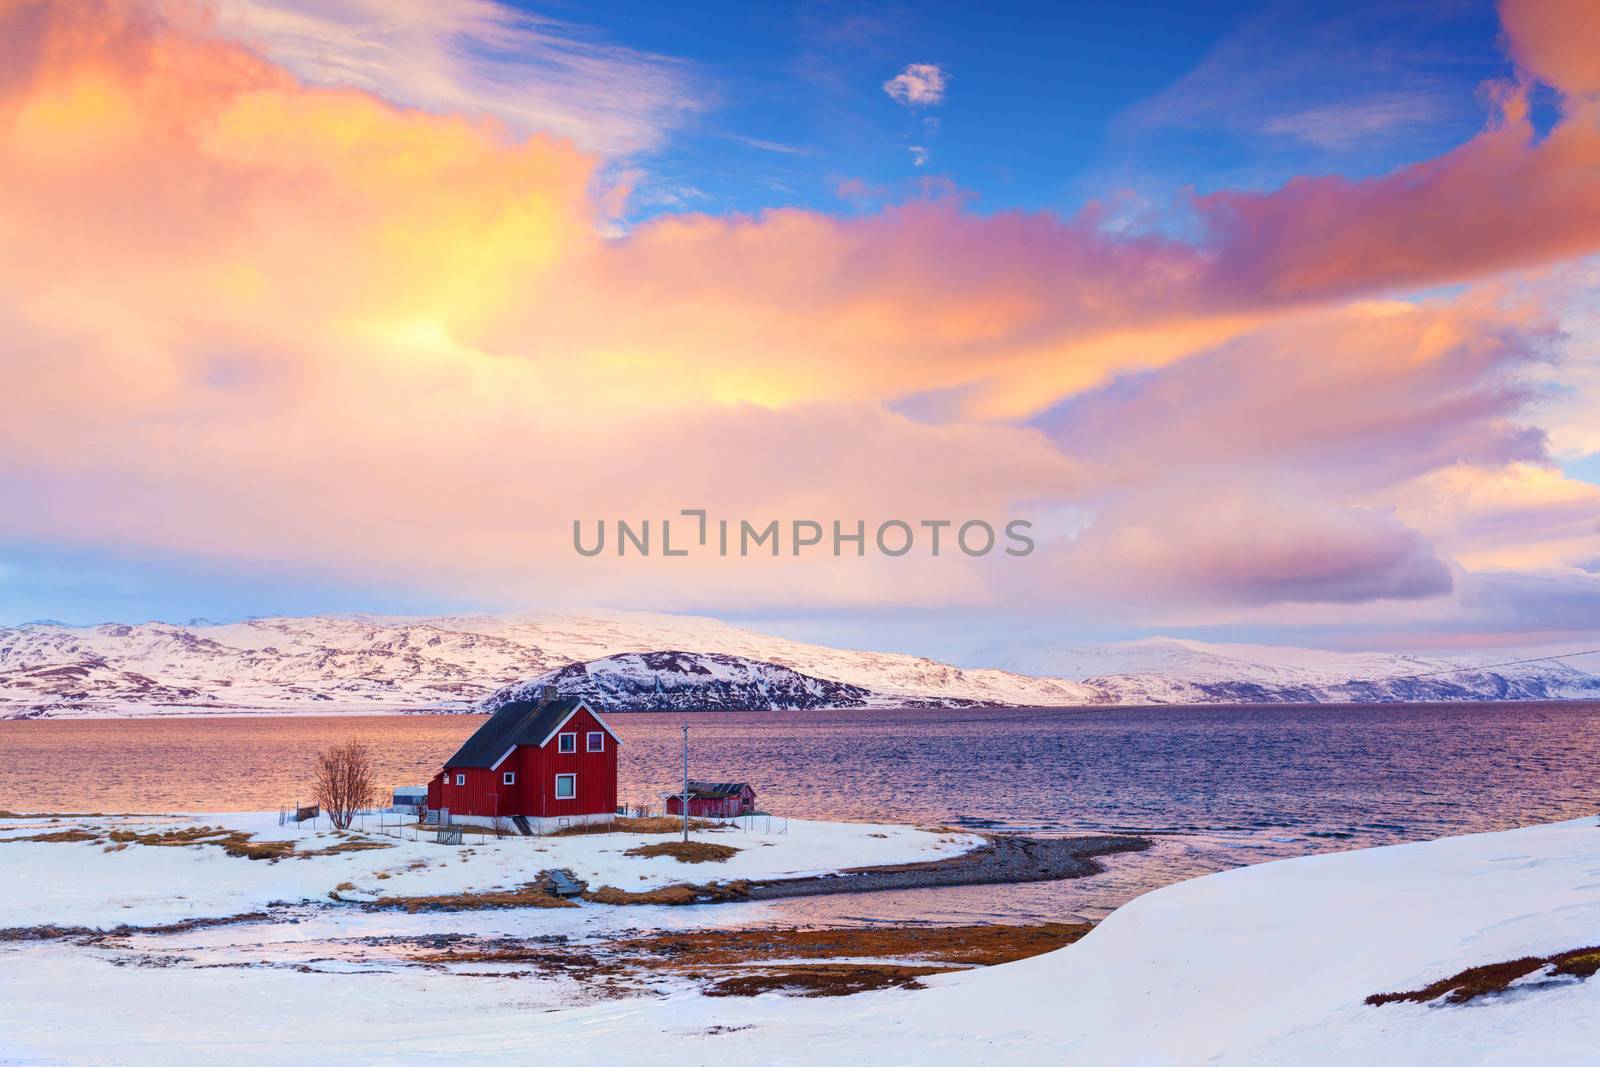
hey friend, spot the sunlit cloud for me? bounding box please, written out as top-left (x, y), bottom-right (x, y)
top-left (0, 0), bottom-right (1597, 645)
top-left (883, 62), bottom-right (947, 107)
top-left (210, 0), bottom-right (704, 155)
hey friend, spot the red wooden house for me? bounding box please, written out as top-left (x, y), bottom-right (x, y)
top-left (665, 781), bottom-right (758, 819)
top-left (427, 690), bottom-right (621, 832)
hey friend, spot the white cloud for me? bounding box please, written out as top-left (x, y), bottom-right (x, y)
top-left (212, 0), bottom-right (703, 156)
top-left (909, 145), bottom-right (930, 166)
top-left (883, 62), bottom-right (947, 107)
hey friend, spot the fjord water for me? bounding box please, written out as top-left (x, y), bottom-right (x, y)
top-left (4, 702), bottom-right (1597, 921)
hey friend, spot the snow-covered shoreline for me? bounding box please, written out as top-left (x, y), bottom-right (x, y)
top-left (2, 812), bottom-right (980, 929)
top-left (3, 814), bottom-right (1599, 1064)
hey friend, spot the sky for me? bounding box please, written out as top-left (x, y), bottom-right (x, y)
top-left (0, 0), bottom-right (1598, 664)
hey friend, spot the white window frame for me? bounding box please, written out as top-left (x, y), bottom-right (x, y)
top-left (455, 773), bottom-right (465, 786)
top-left (586, 731), bottom-right (605, 752)
top-left (557, 732), bottom-right (577, 753)
top-left (554, 773), bottom-right (576, 800)
top-left (503, 771), bottom-right (515, 786)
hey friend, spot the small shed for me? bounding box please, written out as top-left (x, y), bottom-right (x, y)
top-left (665, 781), bottom-right (757, 818)
top-left (391, 786), bottom-right (428, 813)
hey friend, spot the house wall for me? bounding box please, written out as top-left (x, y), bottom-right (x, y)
top-left (449, 812), bottom-right (612, 833)
top-left (666, 787), bottom-right (757, 817)
top-left (667, 794), bottom-right (739, 818)
top-left (516, 705), bottom-right (618, 819)
top-left (430, 766), bottom-right (507, 820)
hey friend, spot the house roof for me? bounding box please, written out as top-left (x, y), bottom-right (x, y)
top-left (676, 780), bottom-right (754, 798)
top-left (443, 697), bottom-right (618, 769)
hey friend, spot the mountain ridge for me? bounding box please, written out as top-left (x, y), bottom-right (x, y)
top-left (0, 612), bottom-right (1595, 718)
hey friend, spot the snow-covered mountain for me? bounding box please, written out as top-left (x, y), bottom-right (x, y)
top-left (0, 611), bottom-right (1096, 717)
top-left (0, 612), bottom-right (1595, 718)
top-left (486, 651), bottom-right (880, 711)
top-left (1003, 637), bottom-right (1600, 704)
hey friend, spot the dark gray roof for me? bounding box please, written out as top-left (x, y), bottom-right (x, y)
top-left (684, 780), bottom-right (753, 797)
top-left (444, 697), bottom-right (584, 769)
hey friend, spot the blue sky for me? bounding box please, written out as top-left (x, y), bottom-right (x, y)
top-left (568, 0), bottom-right (1510, 223)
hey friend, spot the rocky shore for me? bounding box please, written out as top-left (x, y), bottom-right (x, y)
top-left (744, 832), bottom-right (1150, 900)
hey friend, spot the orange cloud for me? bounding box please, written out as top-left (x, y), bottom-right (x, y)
top-left (1500, 0), bottom-right (1600, 98)
top-left (0, 0), bottom-right (1597, 628)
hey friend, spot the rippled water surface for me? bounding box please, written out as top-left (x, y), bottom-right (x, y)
top-left (5, 703), bottom-right (1598, 921)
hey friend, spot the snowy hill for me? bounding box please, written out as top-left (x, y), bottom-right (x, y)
top-left (1005, 636), bottom-right (1600, 704)
top-left (0, 612), bottom-right (1595, 718)
top-left (0, 612), bottom-right (1096, 717)
top-left (486, 651), bottom-right (881, 710)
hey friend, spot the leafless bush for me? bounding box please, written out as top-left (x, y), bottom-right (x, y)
top-left (313, 738), bottom-right (377, 830)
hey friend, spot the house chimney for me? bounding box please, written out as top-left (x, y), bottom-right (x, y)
top-left (542, 684), bottom-right (559, 702)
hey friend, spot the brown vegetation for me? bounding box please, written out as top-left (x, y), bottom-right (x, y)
top-left (623, 841), bottom-right (740, 863)
top-left (0, 829), bottom-right (101, 844)
top-left (2, 822), bottom-right (314, 860)
top-left (614, 922), bottom-right (1092, 968)
top-left (365, 878), bottom-right (579, 912)
top-left (1368, 944), bottom-right (1600, 1006)
top-left (106, 827), bottom-right (297, 861)
top-left (399, 920), bottom-right (1091, 999)
top-left (21, 822), bottom-right (390, 862)
top-left (584, 880), bottom-right (752, 905)
top-left (0, 910), bottom-right (271, 943)
top-left (702, 963), bottom-right (949, 997)
top-left (313, 738), bottom-right (378, 831)
top-left (303, 839), bottom-right (393, 857)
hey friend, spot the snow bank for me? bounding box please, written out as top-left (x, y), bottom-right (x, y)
top-left (3, 817), bottom-right (1597, 1065)
top-left (0, 812), bottom-right (979, 928)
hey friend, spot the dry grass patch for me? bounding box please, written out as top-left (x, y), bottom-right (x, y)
top-left (105, 827), bottom-right (297, 861)
top-left (616, 922), bottom-right (1091, 969)
top-left (0, 910), bottom-right (272, 943)
top-left (0, 829), bottom-right (102, 844)
top-left (302, 839), bottom-right (393, 857)
top-left (585, 880), bottom-right (751, 906)
top-left (624, 841), bottom-right (740, 864)
top-left (1368, 944), bottom-right (1600, 1006)
top-left (392, 920), bottom-right (1091, 1000)
top-left (702, 963), bottom-right (949, 998)
top-left (367, 878), bottom-right (578, 913)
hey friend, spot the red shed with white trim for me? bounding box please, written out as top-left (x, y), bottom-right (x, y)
top-left (665, 781), bottom-right (757, 819)
top-left (426, 691), bottom-right (621, 832)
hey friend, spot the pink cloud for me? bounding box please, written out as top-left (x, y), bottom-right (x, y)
top-left (0, 0), bottom-right (1596, 629)
top-left (1500, 0), bottom-right (1600, 98)
top-left (1012, 492), bottom-right (1453, 611)
top-left (883, 63), bottom-right (947, 107)
top-left (1036, 297), bottom-right (1554, 495)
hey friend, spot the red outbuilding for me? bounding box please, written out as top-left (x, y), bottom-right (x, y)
top-left (665, 781), bottom-right (758, 819)
top-left (426, 689), bottom-right (621, 832)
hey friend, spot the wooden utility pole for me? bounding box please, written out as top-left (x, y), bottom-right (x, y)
top-left (681, 724), bottom-right (690, 843)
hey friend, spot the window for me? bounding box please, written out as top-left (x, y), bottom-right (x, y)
top-left (455, 773), bottom-right (465, 786)
top-left (558, 732), bottom-right (577, 753)
top-left (554, 773), bottom-right (576, 799)
top-left (503, 772), bottom-right (515, 786)
top-left (586, 731), bottom-right (605, 752)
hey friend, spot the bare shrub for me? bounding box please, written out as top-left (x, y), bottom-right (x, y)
top-left (313, 738), bottom-right (377, 830)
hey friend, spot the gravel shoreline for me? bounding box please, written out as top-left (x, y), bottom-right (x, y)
top-left (742, 833), bottom-right (1151, 900)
